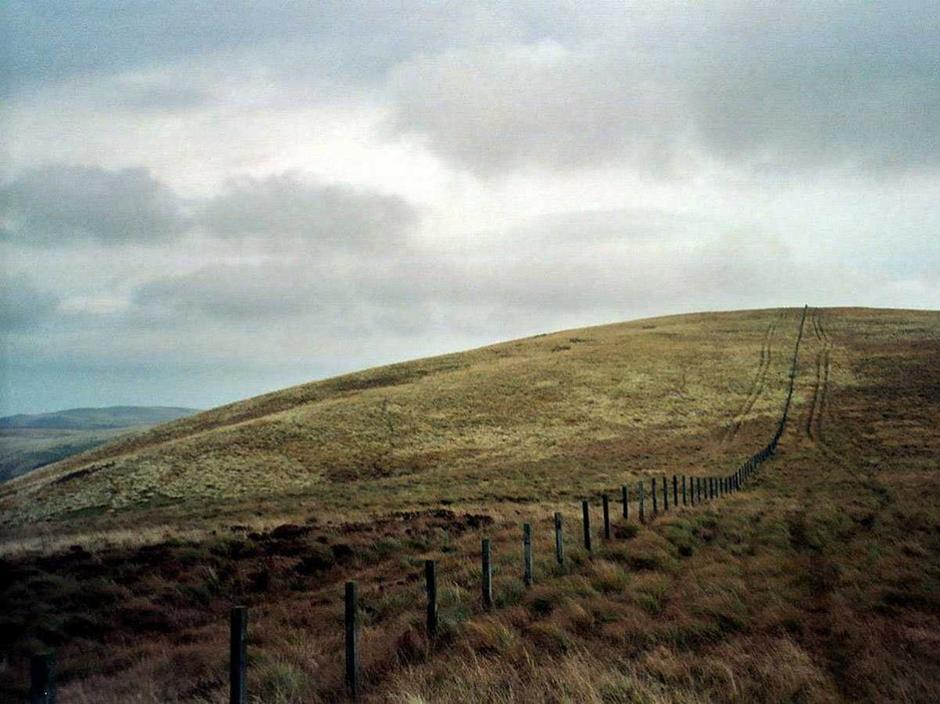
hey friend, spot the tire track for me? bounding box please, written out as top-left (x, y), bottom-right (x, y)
top-left (724, 313), bottom-right (781, 442)
top-left (805, 309), bottom-right (834, 453)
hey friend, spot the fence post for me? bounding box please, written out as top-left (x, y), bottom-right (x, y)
top-left (230, 606), bottom-right (247, 704)
top-left (482, 539), bottom-right (493, 609)
top-left (523, 524), bottom-right (533, 587)
top-left (697, 477), bottom-right (702, 503)
top-left (673, 475), bottom-right (678, 507)
top-left (651, 477), bottom-right (658, 515)
top-left (554, 512), bottom-right (565, 565)
top-left (425, 560), bottom-right (438, 638)
top-left (582, 500), bottom-right (592, 552)
top-left (30, 652), bottom-right (55, 704)
top-left (638, 481), bottom-right (645, 523)
top-left (662, 476), bottom-right (669, 511)
top-left (621, 485), bottom-right (629, 519)
top-left (602, 494), bottom-right (611, 539)
top-left (345, 583), bottom-right (359, 699)
top-left (682, 475), bottom-right (687, 506)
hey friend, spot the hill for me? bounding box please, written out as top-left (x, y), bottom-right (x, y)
top-left (1, 307), bottom-right (938, 703)
top-left (0, 406), bottom-right (199, 483)
top-left (0, 308), bottom-right (811, 527)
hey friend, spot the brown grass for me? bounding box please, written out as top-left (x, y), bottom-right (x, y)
top-left (1, 307), bottom-right (939, 703)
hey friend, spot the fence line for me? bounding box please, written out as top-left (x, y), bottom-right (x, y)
top-left (26, 307), bottom-right (810, 702)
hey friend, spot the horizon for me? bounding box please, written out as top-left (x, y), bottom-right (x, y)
top-left (3, 2), bottom-right (939, 416)
top-left (3, 302), bottom-right (931, 417)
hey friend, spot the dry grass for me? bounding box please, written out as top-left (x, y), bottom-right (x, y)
top-left (1, 307), bottom-right (939, 703)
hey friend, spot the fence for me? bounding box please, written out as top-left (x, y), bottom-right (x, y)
top-left (25, 307), bottom-right (809, 703)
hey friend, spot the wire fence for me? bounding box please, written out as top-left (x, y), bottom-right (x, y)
top-left (26, 307), bottom-right (810, 703)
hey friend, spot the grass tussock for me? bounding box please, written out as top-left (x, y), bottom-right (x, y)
top-left (1, 308), bottom-right (939, 702)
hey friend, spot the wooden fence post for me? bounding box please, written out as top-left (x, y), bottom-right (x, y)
top-left (651, 477), bottom-right (658, 514)
top-left (682, 475), bottom-right (687, 506)
top-left (30, 652), bottom-right (55, 704)
top-left (582, 500), bottom-right (592, 552)
top-left (345, 583), bottom-right (359, 699)
top-left (602, 494), bottom-right (611, 539)
top-left (662, 476), bottom-right (669, 511)
top-left (523, 524), bottom-right (533, 586)
top-left (425, 560), bottom-right (438, 638)
top-left (230, 606), bottom-right (247, 704)
top-left (673, 475), bottom-right (678, 507)
top-left (482, 539), bottom-right (493, 609)
top-left (554, 512), bottom-right (565, 565)
top-left (697, 477), bottom-right (702, 503)
top-left (621, 485), bottom-right (629, 519)
top-left (638, 481), bottom-right (645, 523)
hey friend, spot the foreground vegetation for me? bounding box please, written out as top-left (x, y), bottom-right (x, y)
top-left (1, 307), bottom-right (938, 703)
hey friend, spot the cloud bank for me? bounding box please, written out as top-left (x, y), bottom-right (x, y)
top-left (1, 1), bottom-right (938, 414)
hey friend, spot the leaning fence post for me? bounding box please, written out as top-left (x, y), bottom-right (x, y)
top-left (523, 524), bottom-right (533, 586)
top-left (638, 481), bottom-right (645, 523)
top-left (30, 652), bottom-right (55, 704)
top-left (554, 512), bottom-right (565, 565)
top-left (602, 494), bottom-right (611, 539)
top-left (425, 560), bottom-right (438, 638)
top-left (345, 583), bottom-right (359, 699)
top-left (481, 539), bottom-right (493, 609)
top-left (582, 500), bottom-right (592, 552)
top-left (651, 478), bottom-right (658, 514)
top-left (662, 476), bottom-right (669, 511)
top-left (230, 606), bottom-right (247, 704)
top-left (621, 485), bottom-right (629, 519)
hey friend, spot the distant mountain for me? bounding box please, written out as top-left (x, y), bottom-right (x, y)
top-left (0, 406), bottom-right (199, 482)
top-left (0, 406), bottom-right (199, 431)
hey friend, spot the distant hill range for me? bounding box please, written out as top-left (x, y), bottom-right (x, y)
top-left (0, 406), bottom-right (199, 482)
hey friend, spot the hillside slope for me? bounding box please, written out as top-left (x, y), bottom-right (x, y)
top-left (1, 306), bottom-right (939, 703)
top-left (2, 308), bottom-right (806, 527)
top-left (1, 307), bottom-right (936, 531)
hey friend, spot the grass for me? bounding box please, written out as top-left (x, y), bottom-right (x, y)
top-left (0, 307), bottom-right (938, 702)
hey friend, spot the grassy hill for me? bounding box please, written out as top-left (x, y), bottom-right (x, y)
top-left (0, 406), bottom-right (199, 483)
top-left (1, 307), bottom-right (938, 703)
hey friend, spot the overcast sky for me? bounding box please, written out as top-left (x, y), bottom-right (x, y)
top-left (2, 1), bottom-right (938, 415)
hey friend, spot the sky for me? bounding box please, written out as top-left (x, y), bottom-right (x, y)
top-left (1, 1), bottom-right (938, 415)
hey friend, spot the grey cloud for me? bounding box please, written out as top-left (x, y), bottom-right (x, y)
top-left (9, 2), bottom-right (936, 176)
top-left (0, 273), bottom-right (59, 330)
top-left (2, 1), bottom-right (539, 98)
top-left (126, 209), bottom-right (805, 339)
top-left (387, 42), bottom-right (687, 174)
top-left (387, 3), bottom-right (940, 175)
top-left (1, 164), bottom-right (188, 245)
top-left (198, 174), bottom-right (417, 251)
